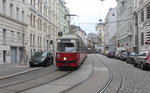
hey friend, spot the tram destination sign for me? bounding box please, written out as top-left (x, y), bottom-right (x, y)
top-left (61, 39), bottom-right (71, 42)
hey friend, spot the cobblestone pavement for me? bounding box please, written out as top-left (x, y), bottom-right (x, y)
top-left (98, 54), bottom-right (150, 93)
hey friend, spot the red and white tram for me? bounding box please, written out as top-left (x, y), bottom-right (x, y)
top-left (56, 35), bottom-right (87, 69)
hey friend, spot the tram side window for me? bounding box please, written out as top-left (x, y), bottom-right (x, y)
top-left (76, 41), bottom-right (80, 52)
top-left (80, 42), bottom-right (83, 51)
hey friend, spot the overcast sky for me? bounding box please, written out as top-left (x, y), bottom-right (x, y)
top-left (65, 0), bottom-right (117, 34)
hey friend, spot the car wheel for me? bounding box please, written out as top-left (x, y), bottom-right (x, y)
top-left (140, 63), bottom-right (146, 70)
top-left (133, 62), bottom-right (137, 67)
top-left (131, 60), bottom-right (134, 64)
top-left (29, 63), bottom-right (34, 67)
top-left (43, 62), bottom-right (48, 67)
top-left (126, 59), bottom-right (128, 63)
top-left (50, 59), bottom-right (53, 65)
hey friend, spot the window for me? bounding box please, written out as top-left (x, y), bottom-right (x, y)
top-left (38, 19), bottom-right (42, 30)
top-left (38, 36), bottom-right (39, 47)
top-left (30, 14), bottom-right (32, 26)
top-left (3, 0), bottom-right (6, 14)
top-left (141, 32), bottom-right (144, 45)
top-left (44, 6), bottom-right (47, 16)
top-left (31, 0), bottom-right (35, 7)
top-left (40, 20), bottom-right (42, 30)
top-left (30, 14), bottom-right (35, 27)
top-left (17, 32), bottom-right (21, 41)
top-left (33, 15), bottom-right (35, 27)
top-left (48, 25), bottom-right (51, 34)
top-left (141, 11), bottom-right (144, 22)
top-left (33, 35), bottom-right (35, 46)
top-left (40, 37), bottom-right (42, 47)
top-left (147, 6), bottom-right (150, 19)
top-left (22, 0), bottom-right (25, 2)
top-left (30, 34), bottom-right (32, 46)
top-left (3, 29), bottom-right (6, 44)
top-left (44, 22), bottom-right (47, 32)
top-left (22, 11), bottom-right (24, 22)
top-left (38, 1), bottom-right (42, 12)
top-left (11, 31), bottom-right (14, 41)
top-left (48, 11), bottom-right (51, 20)
top-left (16, 7), bottom-right (19, 19)
top-left (57, 42), bottom-right (75, 52)
top-left (10, 4), bottom-right (13, 17)
top-left (44, 38), bottom-right (45, 48)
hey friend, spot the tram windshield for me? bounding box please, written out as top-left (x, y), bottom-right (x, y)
top-left (57, 42), bottom-right (75, 52)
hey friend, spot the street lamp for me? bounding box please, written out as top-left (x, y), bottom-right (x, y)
top-left (64, 14), bottom-right (78, 34)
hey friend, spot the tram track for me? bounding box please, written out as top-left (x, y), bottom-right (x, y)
top-left (60, 54), bottom-right (94, 93)
top-left (95, 54), bottom-right (123, 93)
top-left (0, 66), bottom-right (73, 93)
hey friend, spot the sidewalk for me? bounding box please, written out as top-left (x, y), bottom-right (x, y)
top-left (0, 62), bottom-right (42, 79)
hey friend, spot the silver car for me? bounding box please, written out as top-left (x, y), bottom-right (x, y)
top-left (133, 51), bottom-right (150, 70)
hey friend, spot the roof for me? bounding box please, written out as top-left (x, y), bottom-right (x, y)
top-left (57, 35), bottom-right (81, 40)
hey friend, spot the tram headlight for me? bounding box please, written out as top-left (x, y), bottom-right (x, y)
top-left (63, 57), bottom-right (67, 60)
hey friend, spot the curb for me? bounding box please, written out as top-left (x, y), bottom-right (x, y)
top-left (0, 67), bottom-right (43, 80)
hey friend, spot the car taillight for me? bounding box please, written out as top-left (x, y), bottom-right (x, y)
top-left (145, 56), bottom-right (149, 60)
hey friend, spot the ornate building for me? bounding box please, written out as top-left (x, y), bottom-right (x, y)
top-left (116, 0), bottom-right (134, 51)
top-left (134, 0), bottom-right (150, 51)
top-left (0, 0), bottom-right (70, 64)
top-left (0, 0), bottom-right (28, 64)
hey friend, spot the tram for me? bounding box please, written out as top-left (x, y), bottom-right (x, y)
top-left (56, 35), bottom-right (87, 69)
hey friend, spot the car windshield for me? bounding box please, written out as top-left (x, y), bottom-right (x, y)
top-left (130, 53), bottom-right (135, 56)
top-left (32, 52), bottom-right (47, 57)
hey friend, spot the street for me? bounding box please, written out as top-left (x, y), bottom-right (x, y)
top-left (0, 54), bottom-right (150, 93)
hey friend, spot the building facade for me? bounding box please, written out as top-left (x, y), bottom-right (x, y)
top-left (0, 0), bottom-right (70, 64)
top-left (95, 23), bottom-right (105, 53)
top-left (26, 0), bottom-right (70, 59)
top-left (104, 7), bottom-right (117, 51)
top-left (116, 0), bottom-right (134, 51)
top-left (0, 0), bottom-right (28, 64)
top-left (134, 0), bottom-right (150, 51)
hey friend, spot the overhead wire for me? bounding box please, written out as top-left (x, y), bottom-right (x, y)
top-left (78, 18), bottom-right (133, 25)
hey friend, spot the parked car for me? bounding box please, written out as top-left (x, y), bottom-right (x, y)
top-left (120, 52), bottom-right (129, 61)
top-left (115, 50), bottom-right (126, 59)
top-left (133, 51), bottom-right (150, 70)
top-left (106, 50), bottom-right (115, 58)
top-left (115, 50), bottom-right (119, 59)
top-left (115, 47), bottom-right (126, 59)
top-left (29, 51), bottom-right (54, 67)
top-left (126, 52), bottom-right (136, 64)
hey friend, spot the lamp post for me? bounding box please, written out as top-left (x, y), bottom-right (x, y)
top-left (64, 14), bottom-right (78, 34)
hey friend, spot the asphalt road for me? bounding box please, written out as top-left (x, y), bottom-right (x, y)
top-left (1, 54), bottom-right (150, 93)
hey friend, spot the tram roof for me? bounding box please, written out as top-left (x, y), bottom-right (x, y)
top-left (57, 35), bottom-right (82, 40)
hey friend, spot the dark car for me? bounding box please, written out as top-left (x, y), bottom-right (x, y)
top-left (29, 51), bottom-right (54, 67)
top-left (120, 52), bottom-right (129, 61)
top-left (133, 51), bottom-right (150, 70)
top-left (126, 52), bottom-right (136, 64)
